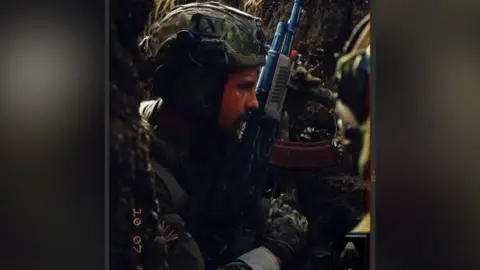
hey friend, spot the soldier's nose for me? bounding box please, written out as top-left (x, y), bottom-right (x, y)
top-left (247, 95), bottom-right (259, 110)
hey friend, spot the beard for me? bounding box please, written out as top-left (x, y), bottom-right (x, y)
top-left (231, 111), bottom-right (250, 139)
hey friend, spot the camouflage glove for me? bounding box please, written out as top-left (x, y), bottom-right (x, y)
top-left (262, 193), bottom-right (309, 266)
top-left (288, 66), bottom-right (336, 111)
top-left (288, 66), bottom-right (322, 89)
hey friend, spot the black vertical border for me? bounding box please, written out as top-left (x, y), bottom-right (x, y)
top-left (369, 0), bottom-right (376, 269)
top-left (105, 0), bottom-right (110, 268)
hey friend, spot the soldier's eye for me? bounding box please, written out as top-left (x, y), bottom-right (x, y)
top-left (238, 82), bottom-right (255, 90)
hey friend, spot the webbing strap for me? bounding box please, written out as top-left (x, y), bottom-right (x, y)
top-left (150, 159), bottom-right (189, 212)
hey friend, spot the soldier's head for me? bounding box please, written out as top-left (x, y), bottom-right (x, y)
top-left (141, 2), bottom-right (267, 134)
top-left (335, 14), bottom-right (370, 180)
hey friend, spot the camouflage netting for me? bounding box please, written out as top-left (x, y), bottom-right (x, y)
top-left (110, 0), bottom-right (160, 270)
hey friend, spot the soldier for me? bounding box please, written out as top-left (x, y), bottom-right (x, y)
top-left (138, 2), bottom-right (308, 270)
top-left (334, 13), bottom-right (371, 236)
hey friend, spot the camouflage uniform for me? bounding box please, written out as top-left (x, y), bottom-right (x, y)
top-left (138, 2), bottom-right (308, 270)
top-left (335, 14), bottom-right (371, 232)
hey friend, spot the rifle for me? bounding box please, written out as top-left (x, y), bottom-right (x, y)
top-left (206, 0), bottom-right (306, 261)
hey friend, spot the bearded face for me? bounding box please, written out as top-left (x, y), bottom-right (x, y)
top-left (219, 69), bottom-right (260, 134)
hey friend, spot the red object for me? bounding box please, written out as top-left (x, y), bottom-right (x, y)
top-left (289, 50), bottom-right (298, 60)
top-left (269, 139), bottom-right (337, 169)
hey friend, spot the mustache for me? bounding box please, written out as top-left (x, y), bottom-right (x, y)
top-left (234, 111), bottom-right (251, 126)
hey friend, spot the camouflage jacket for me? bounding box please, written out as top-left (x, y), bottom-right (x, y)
top-left (139, 99), bottom-right (285, 270)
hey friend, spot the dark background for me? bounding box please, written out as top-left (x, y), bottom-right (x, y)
top-left (0, 0), bottom-right (479, 270)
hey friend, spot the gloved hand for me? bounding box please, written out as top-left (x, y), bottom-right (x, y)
top-left (287, 66), bottom-right (336, 111)
top-left (262, 193), bottom-right (309, 266)
top-left (288, 66), bottom-right (322, 89)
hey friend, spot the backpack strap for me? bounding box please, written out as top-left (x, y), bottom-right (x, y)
top-left (150, 159), bottom-right (189, 213)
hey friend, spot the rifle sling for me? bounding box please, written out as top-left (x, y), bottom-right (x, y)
top-left (150, 159), bottom-right (189, 212)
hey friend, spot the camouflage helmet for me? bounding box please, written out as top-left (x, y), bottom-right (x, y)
top-left (140, 2), bottom-right (268, 125)
top-left (142, 1), bottom-right (268, 69)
